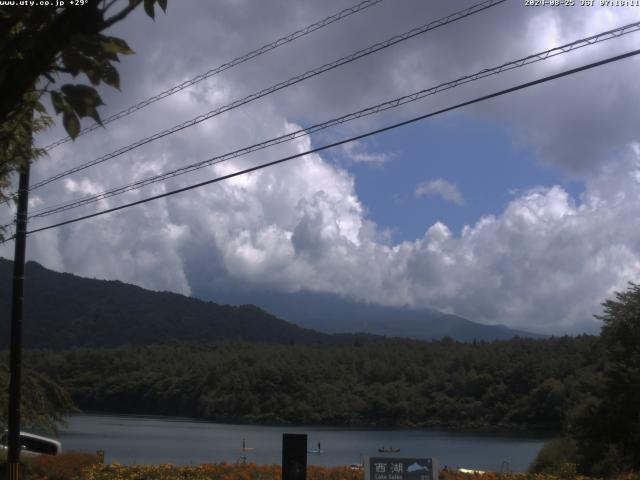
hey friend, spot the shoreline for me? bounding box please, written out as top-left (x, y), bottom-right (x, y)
top-left (67, 411), bottom-right (558, 438)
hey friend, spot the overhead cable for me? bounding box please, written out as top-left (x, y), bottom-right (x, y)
top-left (25, 20), bottom-right (640, 220)
top-left (41, 0), bottom-right (387, 151)
top-left (27, 0), bottom-right (506, 193)
top-left (11, 48), bottom-right (638, 240)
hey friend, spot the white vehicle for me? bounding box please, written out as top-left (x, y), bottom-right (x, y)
top-left (0, 431), bottom-right (61, 456)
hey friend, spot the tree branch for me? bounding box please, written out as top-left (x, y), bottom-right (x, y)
top-left (103, 0), bottom-right (120, 13)
top-left (102, 0), bottom-right (143, 29)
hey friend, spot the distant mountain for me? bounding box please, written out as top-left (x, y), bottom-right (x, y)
top-left (206, 289), bottom-right (545, 341)
top-left (0, 258), bottom-right (542, 350)
top-left (0, 259), bottom-right (339, 349)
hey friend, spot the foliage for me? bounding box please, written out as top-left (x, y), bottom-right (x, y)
top-left (0, 0), bottom-right (168, 209)
top-left (441, 472), bottom-right (639, 480)
top-left (528, 437), bottom-right (578, 475)
top-left (0, 359), bottom-right (77, 434)
top-left (0, 92), bottom-right (52, 239)
top-left (83, 463), bottom-right (363, 480)
top-left (0, 259), bottom-right (337, 348)
top-left (26, 462), bottom-right (639, 480)
top-left (22, 335), bottom-right (602, 430)
top-left (26, 452), bottom-right (99, 480)
top-left (565, 283), bottom-right (640, 476)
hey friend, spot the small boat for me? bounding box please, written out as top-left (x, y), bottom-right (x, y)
top-left (378, 446), bottom-right (400, 453)
top-left (307, 441), bottom-right (324, 454)
top-left (240, 438), bottom-right (254, 452)
top-left (459, 468), bottom-right (486, 475)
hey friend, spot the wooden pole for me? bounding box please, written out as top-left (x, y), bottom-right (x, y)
top-left (7, 163), bottom-right (30, 480)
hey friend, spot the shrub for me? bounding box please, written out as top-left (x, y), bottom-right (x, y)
top-left (26, 452), bottom-right (99, 480)
top-left (529, 437), bottom-right (578, 475)
top-left (82, 463), bottom-right (363, 480)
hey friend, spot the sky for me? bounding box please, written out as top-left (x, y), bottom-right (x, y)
top-left (3, 0), bottom-right (640, 335)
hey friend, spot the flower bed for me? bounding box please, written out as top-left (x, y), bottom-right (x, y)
top-left (83, 463), bottom-right (362, 480)
top-left (17, 456), bottom-right (639, 480)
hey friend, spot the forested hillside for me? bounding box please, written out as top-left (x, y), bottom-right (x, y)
top-left (0, 259), bottom-right (336, 348)
top-left (0, 259), bottom-right (540, 348)
top-left (26, 336), bottom-right (602, 430)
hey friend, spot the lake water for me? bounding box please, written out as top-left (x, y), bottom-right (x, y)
top-left (57, 414), bottom-right (550, 472)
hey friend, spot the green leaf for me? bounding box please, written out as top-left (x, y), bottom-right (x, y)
top-left (71, 34), bottom-right (102, 58)
top-left (34, 101), bottom-right (46, 114)
top-left (85, 106), bottom-right (102, 125)
top-left (100, 49), bottom-right (119, 62)
top-left (60, 48), bottom-right (82, 76)
top-left (61, 84), bottom-right (104, 107)
top-left (101, 62), bottom-right (120, 90)
top-left (50, 91), bottom-right (65, 114)
top-left (61, 47), bottom-right (101, 79)
top-left (62, 111), bottom-right (80, 138)
top-left (60, 84), bottom-right (104, 124)
top-left (157, 0), bottom-right (167, 12)
top-left (84, 65), bottom-right (101, 86)
top-left (144, 0), bottom-right (155, 19)
top-left (93, 35), bottom-right (120, 61)
top-left (100, 36), bottom-right (134, 56)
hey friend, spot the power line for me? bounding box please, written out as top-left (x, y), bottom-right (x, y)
top-left (41, 0), bottom-right (387, 151)
top-left (27, 0), bottom-right (506, 193)
top-left (24, 20), bottom-right (640, 220)
top-left (13, 48), bottom-right (639, 240)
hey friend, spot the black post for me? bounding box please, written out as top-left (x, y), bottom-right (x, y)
top-left (7, 163), bottom-right (30, 480)
top-left (282, 433), bottom-right (307, 480)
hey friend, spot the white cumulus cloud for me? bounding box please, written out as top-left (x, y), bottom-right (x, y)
top-left (414, 178), bottom-right (466, 206)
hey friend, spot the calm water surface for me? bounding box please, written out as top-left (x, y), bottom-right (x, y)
top-left (57, 414), bottom-right (550, 472)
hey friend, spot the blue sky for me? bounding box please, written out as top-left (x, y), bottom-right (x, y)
top-left (329, 113), bottom-right (583, 243)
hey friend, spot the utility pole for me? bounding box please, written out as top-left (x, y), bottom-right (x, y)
top-left (6, 162), bottom-right (30, 480)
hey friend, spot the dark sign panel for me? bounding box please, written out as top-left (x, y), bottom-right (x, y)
top-left (365, 457), bottom-right (438, 480)
top-left (282, 433), bottom-right (307, 480)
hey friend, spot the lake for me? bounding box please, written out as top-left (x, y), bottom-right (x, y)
top-left (57, 414), bottom-right (550, 472)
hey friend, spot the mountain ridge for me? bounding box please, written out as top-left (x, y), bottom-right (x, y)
top-left (0, 258), bottom-right (543, 349)
top-left (206, 289), bottom-right (545, 341)
top-left (0, 258), bottom-right (337, 349)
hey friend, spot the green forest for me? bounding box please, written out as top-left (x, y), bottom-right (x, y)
top-left (2, 282), bottom-right (639, 475)
top-left (23, 336), bottom-right (601, 430)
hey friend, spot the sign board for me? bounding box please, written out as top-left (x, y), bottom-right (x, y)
top-left (365, 457), bottom-right (438, 480)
